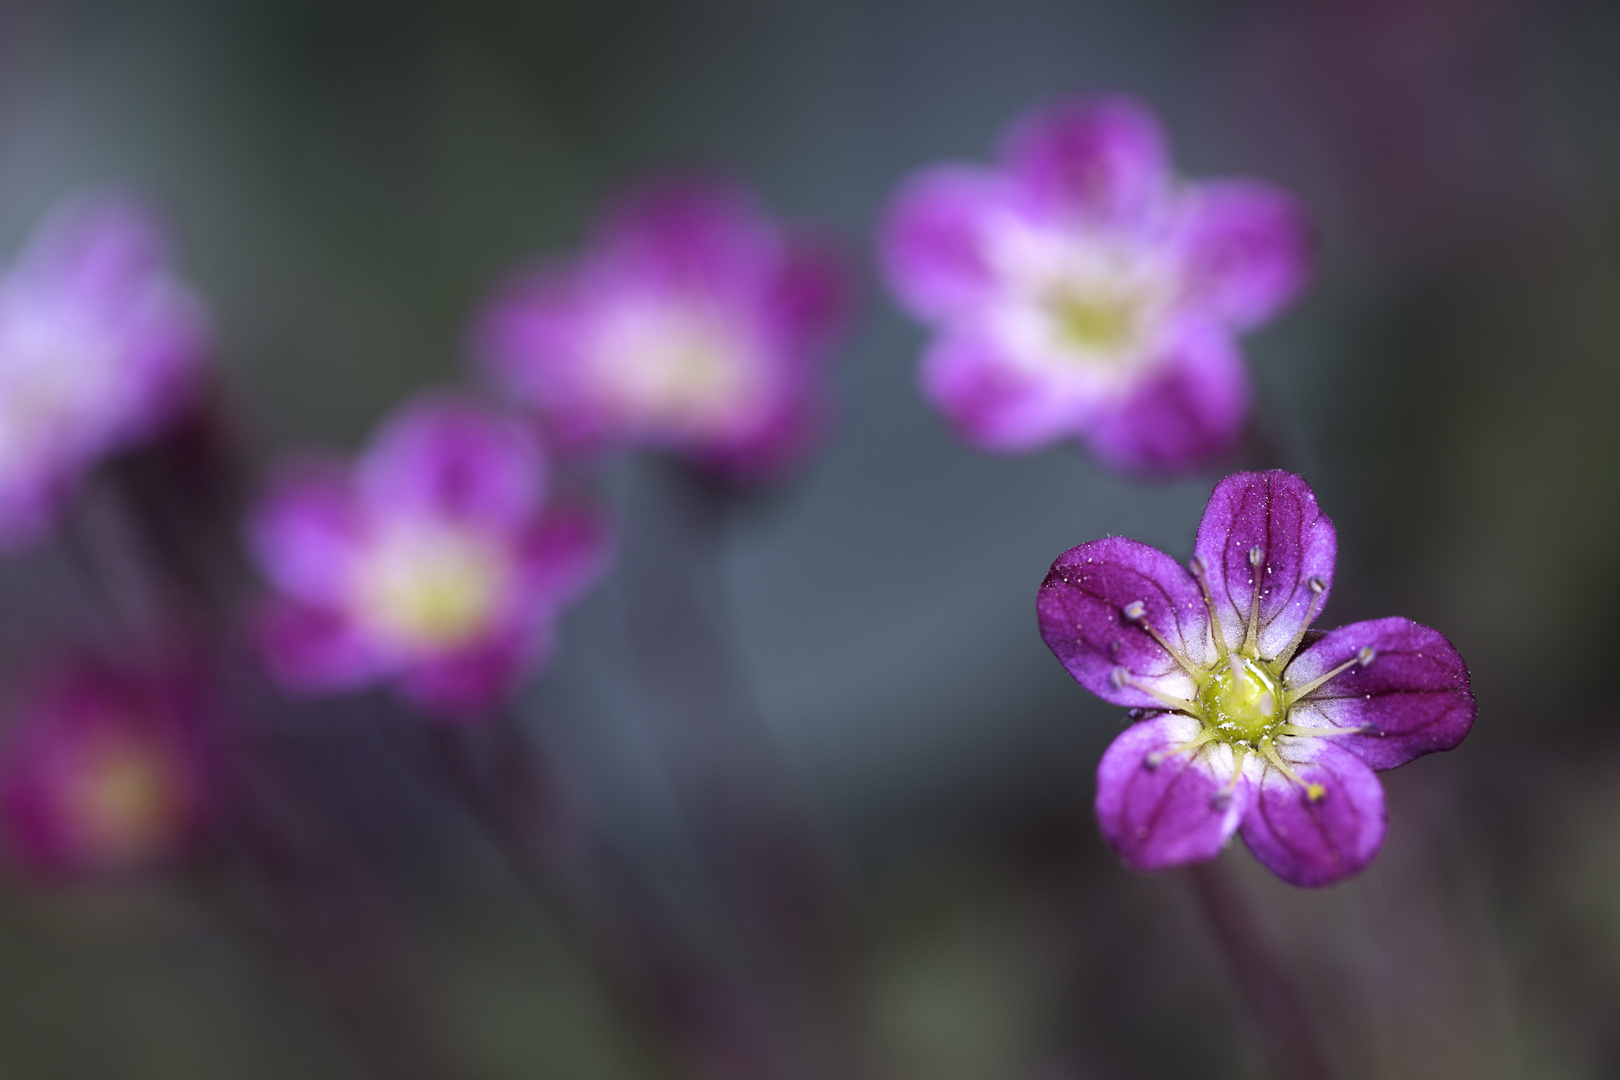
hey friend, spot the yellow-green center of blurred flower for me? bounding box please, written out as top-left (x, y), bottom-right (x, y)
top-left (1048, 290), bottom-right (1141, 356)
top-left (354, 523), bottom-right (506, 651)
top-left (593, 299), bottom-right (762, 435)
top-left (1198, 655), bottom-right (1284, 746)
top-left (63, 731), bottom-right (180, 867)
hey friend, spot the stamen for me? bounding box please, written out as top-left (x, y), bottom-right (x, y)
top-left (1110, 666), bottom-right (1201, 716)
top-left (1144, 728), bottom-right (1217, 771)
top-left (1274, 723), bottom-right (1361, 738)
top-left (1283, 650), bottom-right (1371, 705)
top-left (1210, 745), bottom-right (1248, 810)
top-left (1187, 554), bottom-right (1230, 660)
top-left (1121, 599), bottom-right (1200, 679)
top-left (1272, 575), bottom-right (1328, 669)
top-left (1241, 546), bottom-right (1265, 659)
top-left (1259, 738), bottom-right (1326, 802)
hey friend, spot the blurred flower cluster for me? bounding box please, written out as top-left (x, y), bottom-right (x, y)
top-left (0, 88), bottom-right (1473, 1080)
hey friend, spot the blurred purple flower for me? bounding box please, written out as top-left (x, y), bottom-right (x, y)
top-left (473, 178), bottom-right (850, 484)
top-left (0, 658), bottom-right (214, 879)
top-left (0, 194), bottom-right (212, 545)
top-left (249, 394), bottom-right (611, 718)
top-left (880, 95), bottom-right (1312, 473)
top-left (1038, 471), bottom-right (1473, 886)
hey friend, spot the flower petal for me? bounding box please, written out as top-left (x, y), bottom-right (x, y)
top-left (1192, 470), bottom-right (1336, 662)
top-left (398, 629), bottom-right (539, 719)
top-left (1096, 713), bottom-right (1250, 872)
top-left (247, 460), bottom-right (364, 606)
top-left (919, 333), bottom-right (1085, 453)
top-left (1173, 180), bottom-right (1314, 331)
top-left (878, 165), bottom-right (1017, 320)
top-left (519, 504), bottom-right (615, 606)
top-left (1082, 322), bottom-right (1251, 474)
top-left (1283, 617), bottom-right (1475, 770)
top-left (1038, 535), bottom-right (1213, 708)
top-left (253, 599), bottom-right (386, 695)
top-left (593, 177), bottom-right (780, 297)
top-left (1240, 737), bottom-right (1387, 887)
top-left (356, 395), bottom-right (546, 530)
top-left (999, 94), bottom-right (1170, 225)
top-left (765, 235), bottom-right (852, 361)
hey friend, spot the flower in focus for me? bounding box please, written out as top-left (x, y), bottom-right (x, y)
top-left (249, 394), bottom-right (611, 717)
top-left (1037, 470), bottom-right (1473, 886)
top-left (0, 660), bottom-right (214, 879)
top-left (880, 94), bottom-right (1312, 473)
top-left (473, 177), bottom-right (849, 483)
top-left (0, 194), bottom-right (212, 545)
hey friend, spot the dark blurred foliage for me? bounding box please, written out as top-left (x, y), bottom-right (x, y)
top-left (1, 0), bottom-right (1620, 1077)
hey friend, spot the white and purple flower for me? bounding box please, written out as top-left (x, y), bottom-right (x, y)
top-left (880, 94), bottom-right (1312, 473)
top-left (1038, 470), bottom-right (1474, 886)
top-left (249, 394), bottom-right (611, 718)
top-left (0, 194), bottom-right (212, 545)
top-left (473, 177), bottom-right (850, 484)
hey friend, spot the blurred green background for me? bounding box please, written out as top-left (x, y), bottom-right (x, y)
top-left (2, 0), bottom-right (1620, 1076)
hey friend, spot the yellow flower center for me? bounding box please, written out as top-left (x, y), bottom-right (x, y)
top-left (1197, 655), bottom-right (1284, 746)
top-left (353, 523), bottom-right (506, 651)
top-left (62, 732), bottom-right (181, 867)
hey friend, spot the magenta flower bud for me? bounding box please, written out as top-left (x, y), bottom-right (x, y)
top-left (0, 660), bottom-right (214, 879)
top-left (472, 177), bottom-right (851, 484)
top-left (248, 393), bottom-right (612, 718)
top-left (1038, 471), bottom-right (1475, 886)
top-left (0, 194), bottom-right (212, 546)
top-left (879, 94), bottom-right (1313, 473)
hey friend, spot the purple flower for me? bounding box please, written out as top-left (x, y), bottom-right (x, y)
top-left (249, 394), bottom-right (612, 718)
top-left (473, 177), bottom-right (850, 484)
top-left (0, 194), bottom-right (212, 546)
top-left (0, 659), bottom-right (214, 879)
top-left (879, 95), bottom-right (1312, 473)
top-left (1037, 471), bottom-right (1474, 886)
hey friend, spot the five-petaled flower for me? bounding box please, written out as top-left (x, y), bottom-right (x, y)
top-left (1037, 470), bottom-right (1474, 886)
top-left (473, 178), bottom-right (848, 485)
top-left (473, 177), bottom-right (850, 484)
top-left (879, 94), bottom-right (1312, 473)
top-left (0, 659), bottom-right (214, 879)
top-left (249, 394), bottom-right (612, 717)
top-left (0, 194), bottom-right (212, 546)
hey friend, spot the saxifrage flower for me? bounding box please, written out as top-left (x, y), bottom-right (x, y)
top-left (473, 177), bottom-right (849, 484)
top-left (1037, 470), bottom-right (1474, 886)
top-left (0, 194), bottom-right (212, 546)
top-left (249, 394), bottom-right (611, 717)
top-left (0, 659), bottom-right (215, 879)
top-left (880, 94), bottom-right (1312, 473)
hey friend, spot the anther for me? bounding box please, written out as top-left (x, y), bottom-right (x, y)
top-left (1109, 666), bottom-right (1130, 689)
top-left (1305, 783), bottom-right (1326, 802)
top-left (1357, 646), bottom-right (1376, 667)
top-left (1122, 600), bottom-right (1146, 621)
top-left (1210, 788), bottom-right (1233, 810)
top-left (1308, 576), bottom-right (1325, 594)
top-left (1248, 545), bottom-right (1263, 568)
top-left (1143, 751), bottom-right (1163, 771)
top-left (1188, 554), bottom-right (1206, 578)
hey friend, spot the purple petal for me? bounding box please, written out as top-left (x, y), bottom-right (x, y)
top-left (1284, 617), bottom-right (1475, 770)
top-left (878, 165), bottom-right (1017, 320)
top-left (999, 94), bottom-right (1171, 225)
top-left (356, 394), bottom-right (546, 530)
top-left (519, 503), bottom-right (614, 605)
top-left (1038, 535), bottom-right (1213, 708)
top-left (397, 630), bottom-right (539, 719)
top-left (1174, 180), bottom-right (1314, 331)
top-left (919, 334), bottom-right (1086, 452)
top-left (1240, 738), bottom-right (1387, 887)
top-left (1082, 322), bottom-right (1251, 474)
top-left (766, 234), bottom-right (852, 359)
top-left (253, 600), bottom-right (386, 695)
top-left (247, 460), bottom-right (363, 605)
top-left (1096, 713), bottom-right (1250, 872)
top-left (1192, 470), bottom-right (1337, 662)
top-left (593, 176), bottom-right (780, 298)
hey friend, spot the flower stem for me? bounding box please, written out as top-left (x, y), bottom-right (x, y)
top-left (1186, 860), bottom-right (1335, 1080)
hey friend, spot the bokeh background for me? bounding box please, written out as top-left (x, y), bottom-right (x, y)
top-left (1, 0), bottom-right (1619, 1076)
